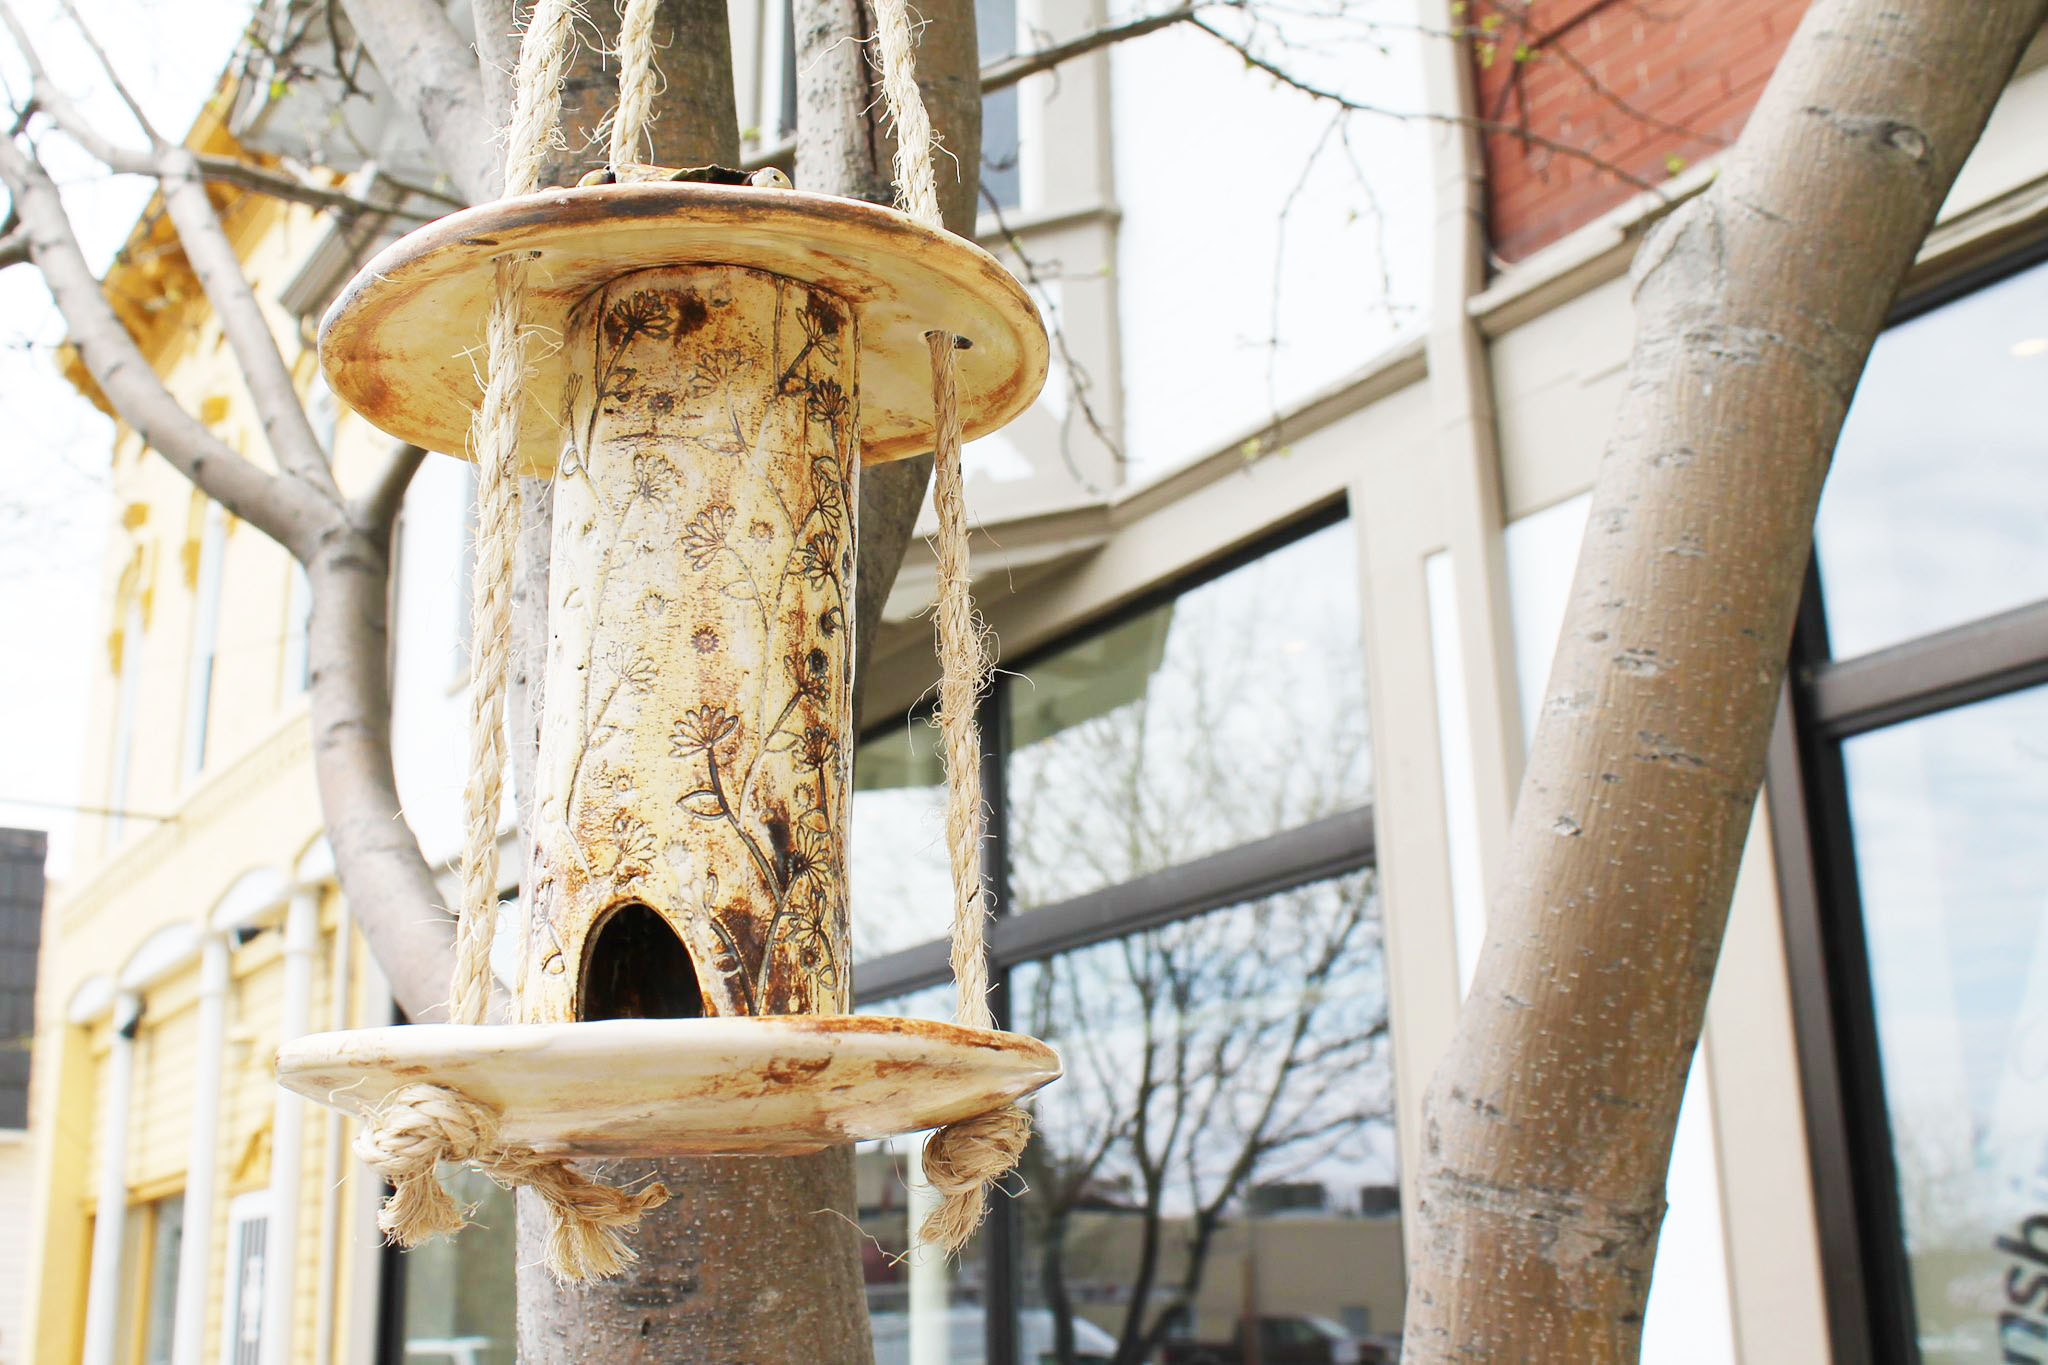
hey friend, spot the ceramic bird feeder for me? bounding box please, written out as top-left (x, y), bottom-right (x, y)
top-left (277, 178), bottom-right (1060, 1157)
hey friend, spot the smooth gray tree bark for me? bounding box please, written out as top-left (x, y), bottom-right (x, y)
top-left (1400, 1), bottom-right (2048, 1358)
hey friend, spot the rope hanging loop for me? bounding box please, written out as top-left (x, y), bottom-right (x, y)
top-left (870, 0), bottom-right (1035, 1254)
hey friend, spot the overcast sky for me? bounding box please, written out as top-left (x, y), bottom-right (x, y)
top-left (0, 0), bottom-right (251, 882)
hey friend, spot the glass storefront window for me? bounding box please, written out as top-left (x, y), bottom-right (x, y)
top-left (1814, 257), bottom-right (2048, 660)
top-left (1841, 683), bottom-right (2048, 1361)
top-left (1012, 870), bottom-right (1402, 1363)
top-left (1006, 521), bottom-right (1371, 909)
top-left (852, 717), bottom-right (954, 961)
top-left (398, 1167), bottom-right (517, 1364)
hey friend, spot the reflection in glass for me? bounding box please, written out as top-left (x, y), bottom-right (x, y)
top-left (1007, 521), bottom-right (1371, 908)
top-left (859, 987), bottom-right (988, 1361)
top-left (1815, 257), bottom-right (2048, 659)
top-left (140, 1196), bottom-right (184, 1364)
top-left (977, 0), bottom-right (1020, 209)
top-left (852, 717), bottom-right (955, 961)
top-left (398, 1166), bottom-right (517, 1364)
top-left (1015, 871), bottom-right (1401, 1363)
top-left (1843, 685), bottom-right (2048, 1361)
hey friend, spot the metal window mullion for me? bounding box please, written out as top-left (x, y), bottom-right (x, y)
top-left (851, 805), bottom-right (1379, 1004)
top-left (1779, 582), bottom-right (1926, 1363)
top-left (1804, 594), bottom-right (2048, 738)
top-left (980, 675), bottom-right (1018, 1365)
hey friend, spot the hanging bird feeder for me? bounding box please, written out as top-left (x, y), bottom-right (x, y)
top-left (278, 175), bottom-right (1058, 1151)
top-left (277, 0), bottom-right (1053, 1281)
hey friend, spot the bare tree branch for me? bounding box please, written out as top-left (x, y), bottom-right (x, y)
top-left (0, 0), bottom-right (426, 223)
top-left (188, 154), bottom-right (450, 219)
top-left (0, 5), bottom-right (457, 1023)
top-left (158, 149), bottom-right (340, 497)
top-left (468, 0), bottom-right (517, 128)
top-left (981, 5), bottom-right (1196, 93)
top-left (301, 509), bottom-right (458, 1022)
top-left (0, 0), bottom-right (136, 166)
top-left (340, 0), bottom-right (499, 202)
top-left (0, 134), bottom-right (326, 553)
top-left (352, 440), bottom-right (427, 534)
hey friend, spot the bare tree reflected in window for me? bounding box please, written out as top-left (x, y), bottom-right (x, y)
top-left (1018, 872), bottom-right (1399, 1364)
top-left (1007, 521), bottom-right (1372, 909)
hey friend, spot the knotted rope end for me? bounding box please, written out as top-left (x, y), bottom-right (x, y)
top-left (918, 1104), bottom-right (1031, 1254)
top-left (534, 1171), bottom-right (673, 1282)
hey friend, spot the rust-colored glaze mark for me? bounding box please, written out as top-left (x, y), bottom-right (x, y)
top-left (521, 263), bottom-right (858, 1028)
top-left (762, 1054), bottom-right (834, 1086)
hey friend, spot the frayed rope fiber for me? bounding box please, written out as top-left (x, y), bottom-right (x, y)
top-left (870, 0), bottom-right (1034, 1253)
top-left (354, 1083), bottom-right (671, 1282)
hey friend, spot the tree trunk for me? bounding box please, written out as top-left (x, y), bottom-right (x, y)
top-left (1400, 1), bottom-right (2048, 1358)
top-left (793, 0), bottom-right (985, 707)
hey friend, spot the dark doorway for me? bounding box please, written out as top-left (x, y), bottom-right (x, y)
top-left (578, 902), bottom-right (705, 1020)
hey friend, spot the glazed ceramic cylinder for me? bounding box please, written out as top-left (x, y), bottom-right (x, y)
top-left (521, 264), bottom-right (859, 1023)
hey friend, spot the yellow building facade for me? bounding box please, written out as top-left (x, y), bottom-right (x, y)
top-left (24, 101), bottom-right (401, 1365)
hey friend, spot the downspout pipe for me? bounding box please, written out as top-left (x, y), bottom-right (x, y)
top-left (260, 888), bottom-right (321, 1365)
top-left (170, 934), bottom-right (233, 1365)
top-left (80, 988), bottom-right (143, 1365)
top-left (344, 942), bottom-right (394, 1365)
top-left (312, 923), bottom-right (353, 1365)
top-left (908, 1137), bottom-right (949, 1365)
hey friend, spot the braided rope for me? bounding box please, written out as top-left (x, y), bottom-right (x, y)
top-left (378, 0), bottom-right (670, 1282)
top-left (870, 0), bottom-right (1032, 1255)
top-left (609, 0), bottom-right (663, 168)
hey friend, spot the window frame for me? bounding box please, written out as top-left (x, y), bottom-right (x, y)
top-left (219, 1191), bottom-right (272, 1365)
top-left (852, 505), bottom-right (1378, 1365)
top-left (1767, 240), bottom-right (2048, 1365)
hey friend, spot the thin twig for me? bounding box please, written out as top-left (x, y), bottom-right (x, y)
top-left (1189, 13), bottom-right (1663, 197)
top-left (977, 185), bottom-right (1123, 485)
top-left (56, 0), bottom-right (161, 145)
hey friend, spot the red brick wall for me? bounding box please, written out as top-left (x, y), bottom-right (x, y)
top-left (1470, 0), bottom-right (1811, 263)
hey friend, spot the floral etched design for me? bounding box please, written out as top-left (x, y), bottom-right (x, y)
top-left (672, 705), bottom-right (741, 754)
top-left (680, 505), bottom-right (735, 569)
top-left (542, 270), bottom-right (858, 1019)
top-left (629, 452), bottom-right (675, 508)
top-left (604, 290), bottom-right (674, 349)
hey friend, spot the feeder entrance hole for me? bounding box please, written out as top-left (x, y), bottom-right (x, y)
top-left (578, 902), bottom-right (706, 1021)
